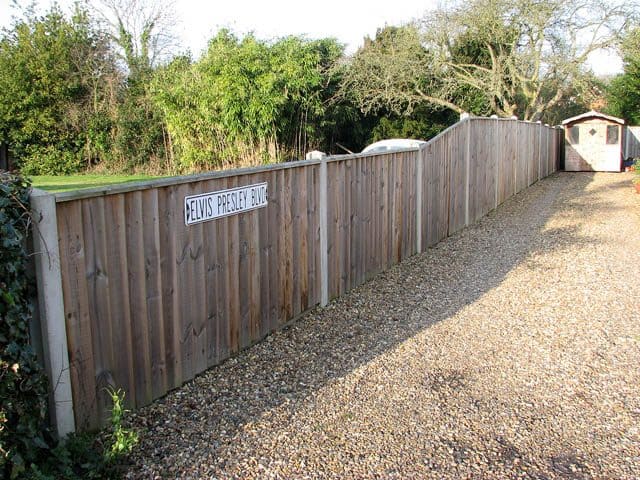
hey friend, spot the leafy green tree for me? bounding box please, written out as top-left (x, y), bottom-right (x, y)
top-left (607, 28), bottom-right (640, 124)
top-left (109, 67), bottom-right (168, 171)
top-left (152, 32), bottom-right (350, 170)
top-left (337, 26), bottom-right (467, 146)
top-left (0, 5), bottom-right (117, 174)
top-left (369, 106), bottom-right (458, 143)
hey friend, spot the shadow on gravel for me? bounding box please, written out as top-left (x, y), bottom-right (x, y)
top-left (125, 171), bottom-right (620, 476)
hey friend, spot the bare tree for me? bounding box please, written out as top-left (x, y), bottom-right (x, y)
top-left (341, 0), bottom-right (639, 121)
top-left (85, 0), bottom-right (178, 75)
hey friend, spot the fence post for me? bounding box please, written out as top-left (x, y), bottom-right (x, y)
top-left (319, 158), bottom-right (329, 307)
top-left (494, 117), bottom-right (500, 209)
top-left (464, 118), bottom-right (471, 226)
top-left (416, 148), bottom-right (423, 253)
top-left (538, 121), bottom-right (543, 181)
top-left (545, 125), bottom-right (550, 176)
top-left (30, 189), bottom-right (76, 438)
top-left (556, 127), bottom-right (562, 172)
top-left (514, 120), bottom-right (518, 193)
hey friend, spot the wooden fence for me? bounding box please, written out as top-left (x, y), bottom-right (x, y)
top-left (624, 126), bottom-right (640, 160)
top-left (30, 117), bottom-right (562, 434)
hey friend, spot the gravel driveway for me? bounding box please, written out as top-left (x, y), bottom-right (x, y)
top-left (123, 172), bottom-right (640, 479)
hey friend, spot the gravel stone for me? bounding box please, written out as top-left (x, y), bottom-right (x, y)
top-left (122, 172), bottom-right (640, 479)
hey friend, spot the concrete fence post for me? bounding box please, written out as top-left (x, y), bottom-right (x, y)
top-left (415, 147), bottom-right (423, 253)
top-left (30, 189), bottom-right (75, 438)
top-left (545, 125), bottom-right (550, 176)
top-left (495, 117), bottom-right (500, 209)
top-left (319, 158), bottom-right (329, 307)
top-left (514, 121), bottom-right (519, 192)
top-left (537, 121), bottom-right (543, 181)
top-left (464, 117), bottom-right (471, 226)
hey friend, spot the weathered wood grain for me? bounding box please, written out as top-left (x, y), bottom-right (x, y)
top-left (80, 197), bottom-right (113, 424)
top-left (58, 201), bottom-right (99, 429)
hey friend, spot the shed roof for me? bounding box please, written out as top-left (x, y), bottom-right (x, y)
top-left (561, 110), bottom-right (625, 126)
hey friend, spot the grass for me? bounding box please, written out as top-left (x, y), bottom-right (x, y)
top-left (29, 173), bottom-right (162, 192)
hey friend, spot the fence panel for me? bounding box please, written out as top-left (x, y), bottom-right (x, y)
top-left (425, 138), bottom-right (449, 246)
top-left (498, 121), bottom-right (517, 203)
top-left (515, 122), bottom-right (528, 193)
top-left (469, 120), bottom-right (488, 221)
top-left (448, 127), bottom-right (467, 235)
top-left (624, 126), bottom-right (640, 159)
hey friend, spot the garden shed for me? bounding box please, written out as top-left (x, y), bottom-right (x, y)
top-left (562, 110), bottom-right (624, 172)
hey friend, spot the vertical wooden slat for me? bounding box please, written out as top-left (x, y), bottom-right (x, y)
top-left (248, 196), bottom-right (261, 344)
top-left (426, 143), bottom-right (437, 247)
top-left (190, 185), bottom-right (208, 374)
top-left (215, 178), bottom-right (231, 361)
top-left (500, 120), bottom-right (516, 203)
top-left (141, 189), bottom-right (167, 400)
top-left (350, 156), bottom-right (358, 278)
top-left (380, 155), bottom-right (390, 266)
top-left (403, 153), bottom-right (410, 258)
top-left (226, 177), bottom-right (241, 351)
top-left (176, 183), bottom-right (196, 382)
top-left (423, 144), bottom-right (431, 247)
top-left (343, 159), bottom-right (349, 287)
top-left (389, 154), bottom-right (398, 263)
top-left (269, 170), bottom-right (281, 327)
top-left (58, 201), bottom-right (99, 430)
top-left (125, 191), bottom-right (152, 408)
top-left (258, 174), bottom-right (271, 339)
top-left (282, 168), bottom-right (293, 319)
top-left (401, 154), bottom-right (409, 258)
top-left (158, 186), bottom-right (180, 390)
top-left (103, 194), bottom-right (136, 409)
top-left (373, 156), bottom-right (380, 264)
top-left (334, 160), bottom-right (342, 291)
top-left (81, 197), bottom-right (113, 423)
top-left (338, 160), bottom-right (348, 293)
top-left (518, 122), bottom-right (528, 193)
top-left (291, 169), bottom-right (302, 316)
top-left (349, 159), bottom-right (358, 288)
top-left (449, 126), bottom-right (466, 234)
top-left (363, 157), bottom-right (370, 280)
top-left (237, 176), bottom-right (251, 349)
top-left (375, 157), bottom-right (384, 266)
top-left (364, 157), bottom-right (375, 281)
top-left (298, 169), bottom-right (309, 312)
top-left (202, 180), bottom-right (219, 367)
top-left (396, 153), bottom-right (404, 262)
top-left (487, 120), bottom-right (498, 212)
top-left (408, 152), bottom-right (416, 256)
top-left (440, 133), bottom-right (451, 239)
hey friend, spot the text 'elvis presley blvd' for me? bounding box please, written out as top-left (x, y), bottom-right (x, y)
top-left (184, 182), bottom-right (268, 225)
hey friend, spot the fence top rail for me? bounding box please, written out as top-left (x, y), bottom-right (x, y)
top-left (49, 116), bottom-right (553, 203)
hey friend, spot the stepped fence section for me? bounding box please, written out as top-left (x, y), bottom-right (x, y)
top-left (30, 117), bottom-right (562, 434)
top-left (624, 126), bottom-right (640, 160)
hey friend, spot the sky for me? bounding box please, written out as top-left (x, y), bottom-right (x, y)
top-left (0, 0), bottom-right (623, 75)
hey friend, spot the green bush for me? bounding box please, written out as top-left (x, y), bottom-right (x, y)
top-left (0, 172), bottom-right (138, 479)
top-left (0, 172), bottom-right (50, 479)
top-left (19, 146), bottom-right (84, 176)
